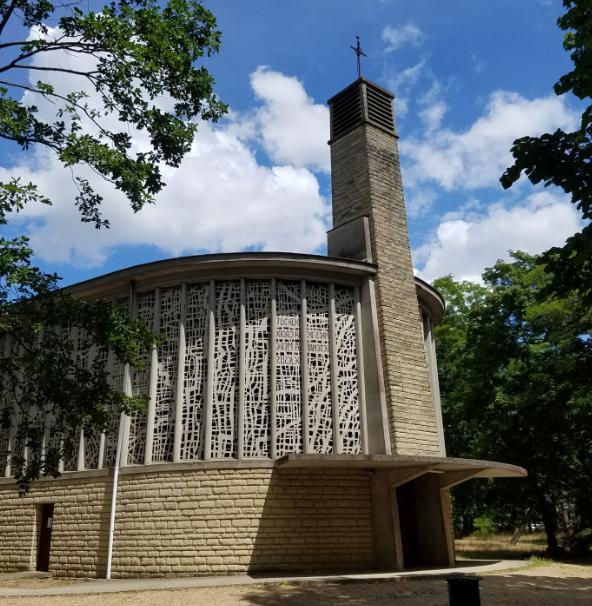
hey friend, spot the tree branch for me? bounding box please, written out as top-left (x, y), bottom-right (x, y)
top-left (0, 132), bottom-right (61, 152)
top-left (0, 37), bottom-right (107, 52)
top-left (0, 80), bottom-right (111, 137)
top-left (0, 39), bottom-right (104, 76)
top-left (0, 0), bottom-right (18, 37)
top-left (10, 64), bottom-right (100, 78)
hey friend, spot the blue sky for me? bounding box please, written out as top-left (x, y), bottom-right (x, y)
top-left (1, 0), bottom-right (586, 286)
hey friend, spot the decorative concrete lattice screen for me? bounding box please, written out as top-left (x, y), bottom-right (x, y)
top-left (0, 278), bottom-right (365, 475)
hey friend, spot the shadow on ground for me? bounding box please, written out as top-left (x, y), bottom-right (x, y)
top-left (481, 573), bottom-right (592, 605)
top-left (241, 579), bottom-right (447, 606)
top-left (240, 572), bottom-right (592, 606)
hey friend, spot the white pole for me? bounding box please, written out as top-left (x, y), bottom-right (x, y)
top-left (106, 411), bottom-right (125, 580)
top-left (106, 286), bottom-right (134, 579)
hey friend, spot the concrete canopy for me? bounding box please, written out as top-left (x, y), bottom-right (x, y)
top-left (276, 453), bottom-right (527, 483)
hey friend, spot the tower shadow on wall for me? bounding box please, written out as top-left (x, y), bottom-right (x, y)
top-left (248, 467), bottom-right (374, 575)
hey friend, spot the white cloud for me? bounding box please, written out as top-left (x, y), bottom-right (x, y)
top-left (472, 54), bottom-right (486, 74)
top-left (6, 35), bottom-right (331, 267)
top-left (248, 67), bottom-right (330, 173)
top-left (392, 61), bottom-right (426, 90)
top-left (9, 129), bottom-right (328, 266)
top-left (405, 187), bottom-right (437, 218)
top-left (384, 61), bottom-right (426, 116)
top-left (419, 102), bottom-right (447, 132)
top-left (402, 91), bottom-right (578, 191)
top-left (382, 24), bottom-right (425, 51)
top-left (413, 192), bottom-right (584, 283)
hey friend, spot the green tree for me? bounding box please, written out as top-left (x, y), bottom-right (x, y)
top-left (0, 0), bottom-right (226, 491)
top-left (435, 253), bottom-right (592, 555)
top-left (501, 0), bottom-right (592, 303)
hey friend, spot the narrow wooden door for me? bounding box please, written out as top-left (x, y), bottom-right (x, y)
top-left (36, 504), bottom-right (54, 572)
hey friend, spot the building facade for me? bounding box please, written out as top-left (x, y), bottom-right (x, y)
top-left (0, 78), bottom-right (525, 579)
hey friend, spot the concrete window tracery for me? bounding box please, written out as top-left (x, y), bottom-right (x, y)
top-left (180, 283), bottom-right (209, 460)
top-left (335, 286), bottom-right (361, 454)
top-left (0, 277), bottom-right (365, 473)
top-left (211, 280), bottom-right (240, 458)
top-left (244, 279), bottom-right (271, 458)
top-left (306, 282), bottom-right (333, 454)
top-left (275, 280), bottom-right (302, 456)
top-left (127, 290), bottom-right (155, 465)
top-left (152, 287), bottom-right (179, 463)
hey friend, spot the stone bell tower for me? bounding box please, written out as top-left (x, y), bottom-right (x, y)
top-left (327, 78), bottom-right (442, 456)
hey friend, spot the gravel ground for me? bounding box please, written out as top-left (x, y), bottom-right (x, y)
top-left (0, 563), bottom-right (591, 606)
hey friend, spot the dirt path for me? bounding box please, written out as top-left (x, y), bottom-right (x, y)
top-left (0, 563), bottom-right (590, 605)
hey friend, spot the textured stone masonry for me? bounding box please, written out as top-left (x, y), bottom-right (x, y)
top-left (0, 467), bottom-right (373, 578)
top-left (330, 124), bottom-right (440, 455)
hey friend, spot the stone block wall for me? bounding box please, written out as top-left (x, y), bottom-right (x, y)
top-left (0, 467), bottom-right (373, 578)
top-left (330, 124), bottom-right (441, 456)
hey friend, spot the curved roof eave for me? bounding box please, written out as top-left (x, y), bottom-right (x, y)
top-left (414, 276), bottom-right (445, 326)
top-left (64, 252), bottom-right (446, 325)
top-left (277, 453), bottom-right (527, 479)
top-left (67, 252), bottom-right (379, 301)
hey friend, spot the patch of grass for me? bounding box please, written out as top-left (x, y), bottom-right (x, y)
top-left (455, 531), bottom-right (549, 561)
top-left (525, 556), bottom-right (554, 568)
top-left (0, 577), bottom-right (78, 588)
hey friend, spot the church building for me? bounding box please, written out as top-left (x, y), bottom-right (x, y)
top-left (0, 77), bottom-right (525, 578)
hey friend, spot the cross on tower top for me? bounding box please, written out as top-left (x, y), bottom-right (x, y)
top-left (350, 36), bottom-right (367, 79)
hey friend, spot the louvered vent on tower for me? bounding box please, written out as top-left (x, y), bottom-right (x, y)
top-left (366, 85), bottom-right (395, 132)
top-left (330, 83), bottom-right (363, 140)
top-left (328, 78), bottom-right (397, 142)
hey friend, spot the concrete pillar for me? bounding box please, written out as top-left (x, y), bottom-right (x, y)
top-left (203, 279), bottom-right (216, 462)
top-left (414, 473), bottom-right (454, 567)
top-left (173, 283), bottom-right (188, 463)
top-left (300, 279), bottom-right (310, 454)
top-left (354, 286), bottom-right (369, 455)
top-left (370, 470), bottom-right (400, 571)
top-left (144, 286), bottom-right (161, 465)
top-left (370, 466), bottom-right (432, 571)
top-left (270, 278), bottom-right (277, 459)
top-left (423, 312), bottom-right (446, 455)
top-left (370, 467), bottom-right (460, 571)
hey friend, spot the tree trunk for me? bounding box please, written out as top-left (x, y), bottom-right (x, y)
top-left (533, 484), bottom-right (559, 556)
top-left (510, 507), bottom-right (534, 545)
top-left (462, 515), bottom-right (474, 536)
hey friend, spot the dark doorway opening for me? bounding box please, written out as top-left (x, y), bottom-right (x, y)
top-left (36, 504), bottom-right (54, 572)
top-left (396, 481), bottom-right (420, 567)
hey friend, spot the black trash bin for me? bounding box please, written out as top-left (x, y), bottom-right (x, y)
top-left (445, 575), bottom-right (483, 606)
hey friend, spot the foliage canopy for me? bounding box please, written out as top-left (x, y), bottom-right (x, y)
top-left (435, 253), bottom-right (592, 555)
top-left (0, 0), bottom-right (226, 491)
top-left (501, 0), bottom-right (592, 303)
